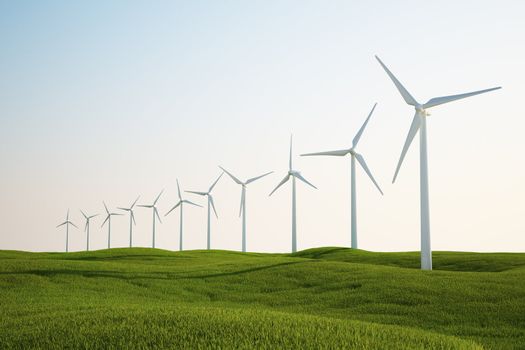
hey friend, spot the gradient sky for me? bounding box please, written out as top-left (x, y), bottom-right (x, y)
top-left (1, 1), bottom-right (523, 253)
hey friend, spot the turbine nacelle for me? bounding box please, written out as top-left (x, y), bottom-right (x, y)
top-left (415, 105), bottom-right (431, 116)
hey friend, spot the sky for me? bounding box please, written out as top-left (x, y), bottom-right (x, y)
top-left (0, 0), bottom-right (523, 253)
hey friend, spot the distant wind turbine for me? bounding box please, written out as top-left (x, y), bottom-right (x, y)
top-left (138, 190), bottom-right (164, 249)
top-left (165, 180), bottom-right (202, 251)
top-left (56, 209), bottom-right (77, 253)
top-left (219, 166), bottom-right (273, 253)
top-left (302, 103), bottom-right (383, 249)
top-left (101, 202), bottom-right (123, 249)
top-left (80, 210), bottom-right (98, 251)
top-left (186, 173), bottom-right (223, 250)
top-left (270, 135), bottom-right (317, 253)
top-left (118, 196), bottom-right (140, 248)
top-left (375, 55), bottom-right (501, 270)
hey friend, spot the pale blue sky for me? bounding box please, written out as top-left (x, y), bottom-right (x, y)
top-left (1, 1), bottom-right (523, 252)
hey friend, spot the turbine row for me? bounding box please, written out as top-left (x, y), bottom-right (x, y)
top-left (57, 56), bottom-right (501, 270)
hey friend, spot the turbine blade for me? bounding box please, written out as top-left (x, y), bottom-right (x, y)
top-left (295, 173), bottom-right (317, 190)
top-left (353, 103), bottom-right (377, 148)
top-left (289, 134), bottom-right (293, 170)
top-left (88, 214), bottom-right (99, 219)
top-left (103, 201), bottom-right (109, 215)
top-left (66, 209), bottom-right (69, 220)
top-left (246, 171), bottom-right (273, 184)
top-left (137, 205), bottom-right (152, 208)
top-left (185, 191), bottom-right (208, 196)
top-left (393, 113), bottom-right (421, 183)
top-left (80, 209), bottom-right (88, 219)
top-left (131, 196), bottom-right (140, 209)
top-left (57, 221), bottom-right (67, 228)
top-left (219, 166), bottom-right (243, 185)
top-left (154, 207), bottom-right (162, 223)
top-left (117, 207), bottom-right (129, 211)
top-left (183, 200), bottom-right (202, 208)
top-left (69, 221), bottom-right (78, 229)
top-left (176, 179), bottom-right (182, 200)
top-left (84, 222), bottom-right (88, 232)
top-left (154, 190), bottom-right (164, 205)
top-left (101, 215), bottom-right (109, 227)
top-left (209, 195), bottom-right (218, 218)
top-left (269, 174), bottom-right (290, 196)
top-left (209, 172), bottom-right (223, 193)
top-left (239, 187), bottom-right (245, 217)
top-left (131, 211), bottom-right (136, 225)
top-left (423, 87), bottom-right (501, 109)
top-left (165, 201), bottom-right (182, 216)
top-left (301, 149), bottom-right (349, 157)
top-left (375, 55), bottom-right (418, 106)
top-left (355, 153), bottom-right (384, 195)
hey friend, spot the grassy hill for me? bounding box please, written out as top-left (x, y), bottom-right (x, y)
top-left (1, 247), bottom-right (524, 349)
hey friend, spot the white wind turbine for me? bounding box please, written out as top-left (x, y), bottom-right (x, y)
top-left (302, 103), bottom-right (383, 249)
top-left (118, 196), bottom-right (140, 248)
top-left (270, 135), bottom-right (317, 253)
top-left (165, 180), bottom-right (202, 251)
top-left (56, 210), bottom-right (77, 253)
top-left (375, 55), bottom-right (501, 270)
top-left (101, 202), bottom-right (123, 249)
top-left (219, 166), bottom-right (273, 253)
top-left (80, 210), bottom-right (98, 251)
top-left (138, 190), bottom-right (164, 249)
top-left (186, 173), bottom-right (223, 250)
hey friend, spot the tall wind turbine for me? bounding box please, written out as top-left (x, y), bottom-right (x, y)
top-left (101, 202), bottom-right (123, 249)
top-left (219, 166), bottom-right (273, 253)
top-left (375, 55), bottom-right (501, 271)
top-left (80, 210), bottom-right (98, 251)
top-left (269, 135), bottom-right (317, 253)
top-left (56, 210), bottom-right (77, 253)
top-left (301, 103), bottom-right (383, 249)
top-left (138, 190), bottom-right (164, 249)
top-left (186, 172), bottom-right (223, 250)
top-left (165, 180), bottom-right (202, 251)
top-left (118, 196), bottom-right (140, 248)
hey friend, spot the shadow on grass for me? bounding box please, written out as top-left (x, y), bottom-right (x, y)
top-left (0, 262), bottom-right (306, 281)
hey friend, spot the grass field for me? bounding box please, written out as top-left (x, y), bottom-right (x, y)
top-left (1, 247), bottom-right (524, 349)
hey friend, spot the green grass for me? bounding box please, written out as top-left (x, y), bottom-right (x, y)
top-left (1, 247), bottom-right (524, 349)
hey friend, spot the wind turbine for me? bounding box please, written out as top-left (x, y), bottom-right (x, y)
top-left (101, 202), bottom-right (123, 249)
top-left (219, 166), bottom-right (273, 253)
top-left (138, 190), bottom-right (164, 249)
top-left (118, 196), bottom-right (140, 248)
top-left (375, 55), bottom-right (501, 271)
top-left (186, 172), bottom-right (223, 250)
top-left (56, 210), bottom-right (77, 253)
top-left (301, 103), bottom-right (383, 249)
top-left (165, 180), bottom-right (202, 251)
top-left (80, 210), bottom-right (98, 251)
top-left (269, 135), bottom-right (317, 253)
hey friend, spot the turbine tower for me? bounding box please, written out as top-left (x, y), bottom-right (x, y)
top-left (138, 190), bottom-right (164, 249)
top-left (302, 103), bottom-right (383, 249)
top-left (186, 172), bottom-right (223, 250)
top-left (219, 166), bottom-right (273, 253)
top-left (101, 202), bottom-right (123, 249)
top-left (80, 210), bottom-right (98, 251)
top-left (269, 135), bottom-right (317, 253)
top-left (375, 55), bottom-right (501, 270)
top-left (165, 180), bottom-right (202, 251)
top-left (56, 210), bottom-right (77, 253)
top-left (118, 196), bottom-right (140, 248)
